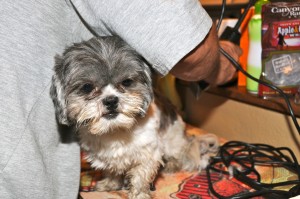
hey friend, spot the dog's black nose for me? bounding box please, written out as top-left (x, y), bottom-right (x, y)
top-left (102, 95), bottom-right (119, 110)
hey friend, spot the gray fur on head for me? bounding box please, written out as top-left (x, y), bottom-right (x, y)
top-left (50, 36), bottom-right (153, 128)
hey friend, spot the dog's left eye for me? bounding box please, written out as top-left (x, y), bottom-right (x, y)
top-left (121, 79), bottom-right (133, 87)
top-left (81, 83), bottom-right (95, 94)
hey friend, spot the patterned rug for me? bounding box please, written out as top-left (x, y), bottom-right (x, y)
top-left (79, 126), bottom-right (299, 199)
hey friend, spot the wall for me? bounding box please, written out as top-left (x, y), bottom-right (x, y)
top-left (182, 88), bottom-right (300, 158)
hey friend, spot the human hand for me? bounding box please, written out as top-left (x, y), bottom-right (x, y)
top-left (204, 41), bottom-right (242, 85)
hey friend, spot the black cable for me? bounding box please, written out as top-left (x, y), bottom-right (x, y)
top-left (219, 0), bottom-right (256, 44)
top-left (232, 0), bottom-right (256, 33)
top-left (219, 47), bottom-right (300, 135)
top-left (206, 141), bottom-right (300, 199)
top-left (69, 0), bottom-right (99, 37)
top-left (216, 0), bottom-right (227, 31)
top-left (207, 1), bottom-right (300, 198)
top-left (217, 0), bottom-right (300, 135)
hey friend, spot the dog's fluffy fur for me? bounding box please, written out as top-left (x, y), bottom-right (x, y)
top-left (50, 36), bottom-right (219, 199)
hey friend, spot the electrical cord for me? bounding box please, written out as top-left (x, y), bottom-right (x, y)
top-left (220, 47), bottom-right (300, 135)
top-left (205, 1), bottom-right (300, 198)
top-left (206, 141), bottom-right (300, 199)
top-left (219, 0), bottom-right (256, 44)
top-left (217, 0), bottom-right (300, 135)
top-left (216, 0), bottom-right (227, 31)
top-left (231, 0), bottom-right (255, 32)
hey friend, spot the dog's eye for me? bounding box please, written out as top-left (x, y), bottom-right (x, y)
top-left (81, 83), bottom-right (95, 94)
top-left (121, 79), bottom-right (133, 87)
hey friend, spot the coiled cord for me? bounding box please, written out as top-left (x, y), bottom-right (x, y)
top-left (206, 141), bottom-right (300, 199)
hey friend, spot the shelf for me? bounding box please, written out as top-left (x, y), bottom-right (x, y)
top-left (206, 86), bottom-right (300, 118)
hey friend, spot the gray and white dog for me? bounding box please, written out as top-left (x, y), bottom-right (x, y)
top-left (50, 36), bottom-right (219, 199)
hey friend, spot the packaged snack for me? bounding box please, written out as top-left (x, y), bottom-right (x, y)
top-left (259, 2), bottom-right (300, 97)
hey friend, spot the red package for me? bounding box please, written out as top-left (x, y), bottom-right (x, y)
top-left (260, 2), bottom-right (300, 97)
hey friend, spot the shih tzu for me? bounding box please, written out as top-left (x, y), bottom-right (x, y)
top-left (50, 36), bottom-right (219, 199)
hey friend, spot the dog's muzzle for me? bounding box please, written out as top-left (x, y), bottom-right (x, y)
top-left (102, 95), bottom-right (119, 119)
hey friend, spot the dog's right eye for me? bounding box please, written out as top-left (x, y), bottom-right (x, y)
top-left (121, 79), bottom-right (134, 87)
top-left (81, 83), bottom-right (95, 94)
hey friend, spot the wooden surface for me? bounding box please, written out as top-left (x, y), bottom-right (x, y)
top-left (206, 86), bottom-right (300, 118)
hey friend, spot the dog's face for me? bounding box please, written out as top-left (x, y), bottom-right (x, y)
top-left (50, 37), bottom-right (153, 135)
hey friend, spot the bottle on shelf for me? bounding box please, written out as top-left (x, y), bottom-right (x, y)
top-left (246, 0), bottom-right (270, 94)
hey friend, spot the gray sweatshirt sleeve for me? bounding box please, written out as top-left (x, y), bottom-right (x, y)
top-left (73, 0), bottom-right (213, 75)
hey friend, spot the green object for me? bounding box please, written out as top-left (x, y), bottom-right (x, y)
top-left (246, 0), bottom-right (270, 94)
top-left (248, 15), bottom-right (262, 42)
top-left (254, 0), bottom-right (270, 14)
top-left (246, 65), bottom-right (262, 93)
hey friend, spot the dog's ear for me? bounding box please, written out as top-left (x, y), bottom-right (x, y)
top-left (140, 62), bottom-right (154, 117)
top-left (50, 55), bottom-right (69, 125)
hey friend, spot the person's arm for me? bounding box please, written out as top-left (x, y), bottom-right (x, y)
top-left (170, 23), bottom-right (242, 85)
top-left (74, 0), bottom-right (241, 85)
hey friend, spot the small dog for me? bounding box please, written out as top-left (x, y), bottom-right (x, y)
top-left (50, 36), bottom-right (219, 199)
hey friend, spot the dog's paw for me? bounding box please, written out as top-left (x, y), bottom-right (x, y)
top-left (198, 133), bottom-right (219, 155)
top-left (95, 177), bottom-right (122, 192)
top-left (197, 133), bottom-right (219, 170)
top-left (128, 191), bottom-right (152, 199)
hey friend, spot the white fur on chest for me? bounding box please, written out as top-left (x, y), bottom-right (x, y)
top-left (80, 103), bottom-right (164, 174)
